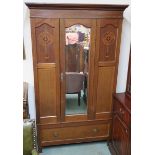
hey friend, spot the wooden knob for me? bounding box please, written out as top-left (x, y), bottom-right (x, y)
top-left (53, 132), bottom-right (59, 138)
top-left (92, 128), bottom-right (99, 133)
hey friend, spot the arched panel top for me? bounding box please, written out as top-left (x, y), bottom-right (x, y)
top-left (35, 23), bottom-right (54, 29)
top-left (66, 23), bottom-right (91, 29)
top-left (34, 18), bottom-right (59, 28)
top-left (64, 19), bottom-right (93, 28)
top-left (97, 19), bottom-right (120, 28)
top-left (101, 24), bottom-right (118, 29)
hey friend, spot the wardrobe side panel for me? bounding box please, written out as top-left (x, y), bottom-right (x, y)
top-left (31, 18), bottom-right (60, 123)
top-left (94, 19), bottom-right (122, 115)
top-left (96, 66), bottom-right (115, 113)
top-left (37, 65), bottom-right (56, 111)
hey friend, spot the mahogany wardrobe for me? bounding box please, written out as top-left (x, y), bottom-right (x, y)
top-left (26, 3), bottom-right (128, 151)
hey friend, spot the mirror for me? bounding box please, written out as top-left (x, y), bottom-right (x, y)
top-left (65, 24), bottom-right (91, 115)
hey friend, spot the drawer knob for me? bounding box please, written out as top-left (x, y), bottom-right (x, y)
top-left (53, 132), bottom-right (59, 138)
top-left (120, 108), bottom-right (125, 115)
top-left (92, 128), bottom-right (99, 133)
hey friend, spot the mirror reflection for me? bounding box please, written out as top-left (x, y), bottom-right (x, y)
top-left (65, 24), bottom-right (90, 115)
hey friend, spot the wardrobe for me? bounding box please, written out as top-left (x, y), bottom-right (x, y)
top-left (26, 3), bottom-right (128, 151)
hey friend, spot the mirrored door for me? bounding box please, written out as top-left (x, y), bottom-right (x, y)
top-left (60, 19), bottom-right (96, 120)
top-left (65, 24), bottom-right (90, 115)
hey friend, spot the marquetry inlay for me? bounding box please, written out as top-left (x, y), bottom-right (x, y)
top-left (103, 31), bottom-right (115, 46)
top-left (38, 31), bottom-right (53, 46)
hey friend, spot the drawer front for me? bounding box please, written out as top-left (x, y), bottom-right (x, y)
top-left (113, 99), bottom-right (130, 127)
top-left (112, 115), bottom-right (130, 155)
top-left (41, 123), bottom-right (110, 143)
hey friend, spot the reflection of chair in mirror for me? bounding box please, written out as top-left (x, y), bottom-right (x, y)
top-left (65, 43), bottom-right (84, 72)
top-left (83, 49), bottom-right (89, 102)
top-left (66, 72), bottom-right (84, 106)
top-left (83, 72), bottom-right (88, 103)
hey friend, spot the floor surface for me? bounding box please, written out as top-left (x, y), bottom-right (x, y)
top-left (40, 141), bottom-right (111, 155)
top-left (66, 92), bottom-right (87, 115)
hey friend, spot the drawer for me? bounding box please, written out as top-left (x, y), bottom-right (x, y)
top-left (113, 99), bottom-right (130, 127)
top-left (41, 123), bottom-right (110, 143)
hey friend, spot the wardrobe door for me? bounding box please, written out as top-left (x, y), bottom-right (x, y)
top-left (94, 19), bottom-right (123, 119)
top-left (31, 18), bottom-right (61, 124)
top-left (60, 19), bottom-right (96, 121)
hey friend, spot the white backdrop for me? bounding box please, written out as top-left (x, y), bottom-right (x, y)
top-left (23, 0), bottom-right (131, 119)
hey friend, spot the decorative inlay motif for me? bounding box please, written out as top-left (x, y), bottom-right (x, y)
top-left (103, 31), bottom-right (115, 46)
top-left (36, 23), bottom-right (55, 62)
top-left (38, 31), bottom-right (53, 45)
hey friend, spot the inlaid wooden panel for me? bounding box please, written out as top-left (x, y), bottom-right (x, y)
top-left (37, 64), bottom-right (57, 117)
top-left (96, 66), bottom-right (115, 113)
top-left (97, 19), bottom-right (120, 64)
top-left (34, 19), bottom-right (59, 63)
top-left (30, 18), bottom-right (61, 125)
